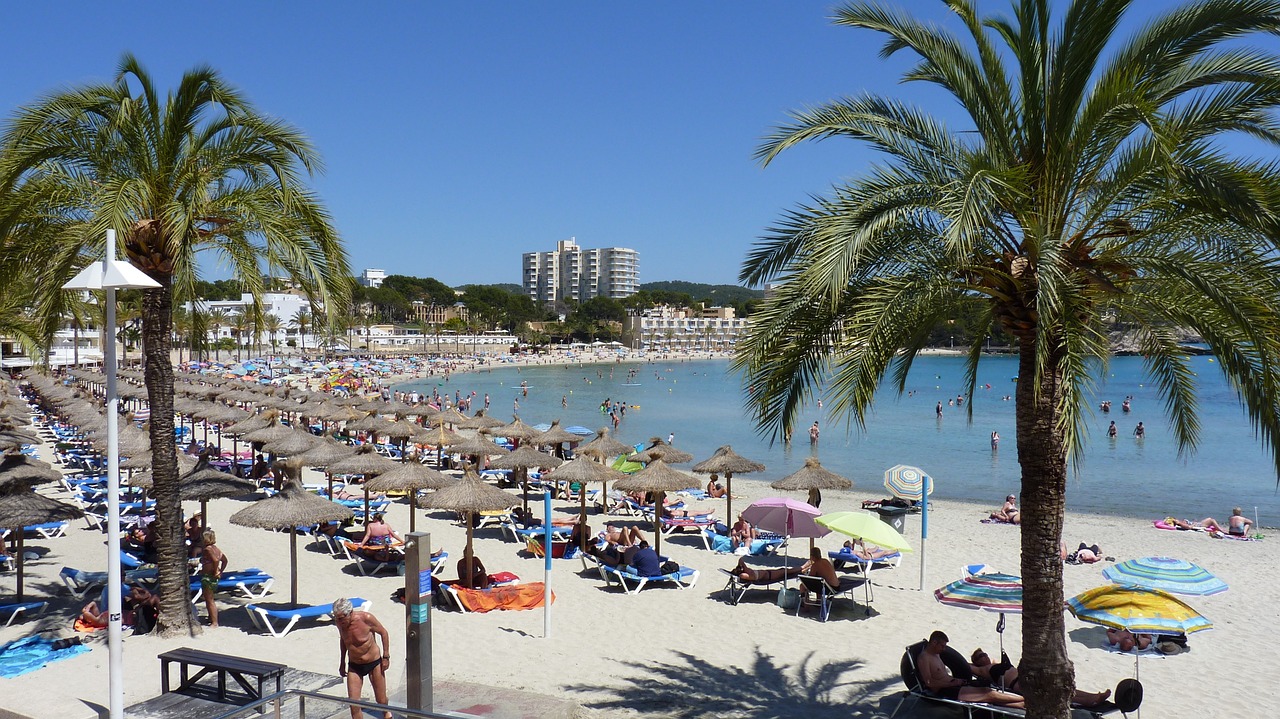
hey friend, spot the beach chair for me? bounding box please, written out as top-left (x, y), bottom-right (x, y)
top-left (660, 515), bottom-right (717, 535)
top-left (717, 567), bottom-right (791, 605)
top-left (0, 601), bottom-right (48, 626)
top-left (189, 569), bottom-right (275, 602)
top-left (59, 566), bottom-right (158, 599)
top-left (524, 536), bottom-right (579, 560)
top-left (794, 574), bottom-right (868, 622)
top-left (340, 541), bottom-right (405, 576)
top-left (244, 598), bottom-right (371, 638)
top-left (26, 521), bottom-right (68, 539)
top-left (596, 563), bottom-right (699, 595)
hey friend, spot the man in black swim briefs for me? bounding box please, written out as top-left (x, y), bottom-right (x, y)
top-left (334, 598), bottom-right (392, 719)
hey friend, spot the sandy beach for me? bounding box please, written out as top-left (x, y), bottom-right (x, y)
top-left (1, 411), bottom-right (1272, 718)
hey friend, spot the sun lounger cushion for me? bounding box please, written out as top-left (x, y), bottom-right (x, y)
top-left (0, 635), bottom-right (90, 678)
top-left (448, 582), bottom-right (553, 613)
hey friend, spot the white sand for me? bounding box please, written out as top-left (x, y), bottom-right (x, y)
top-left (3, 423), bottom-right (1273, 718)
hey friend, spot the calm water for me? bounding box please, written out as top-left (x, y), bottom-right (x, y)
top-left (396, 355), bottom-right (1279, 522)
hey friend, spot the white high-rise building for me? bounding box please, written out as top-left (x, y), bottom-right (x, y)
top-left (359, 268), bottom-right (386, 288)
top-left (522, 238), bottom-right (639, 306)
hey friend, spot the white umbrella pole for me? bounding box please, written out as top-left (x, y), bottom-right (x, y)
top-left (104, 242), bottom-right (124, 719)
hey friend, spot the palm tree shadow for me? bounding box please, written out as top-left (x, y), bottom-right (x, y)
top-left (564, 647), bottom-right (900, 718)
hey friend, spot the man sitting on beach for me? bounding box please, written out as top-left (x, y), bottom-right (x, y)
top-left (729, 515), bottom-right (755, 550)
top-left (917, 631), bottom-right (1024, 708)
top-left (1226, 507), bottom-right (1254, 536)
top-left (627, 540), bottom-right (663, 577)
top-left (706, 474), bottom-right (726, 498)
top-left (799, 547), bottom-right (840, 592)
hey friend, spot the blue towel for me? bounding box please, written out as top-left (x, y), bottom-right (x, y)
top-left (0, 636), bottom-right (90, 678)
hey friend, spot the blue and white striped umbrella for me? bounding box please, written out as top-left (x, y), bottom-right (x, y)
top-left (883, 464), bottom-right (933, 500)
top-left (1103, 556), bottom-right (1228, 596)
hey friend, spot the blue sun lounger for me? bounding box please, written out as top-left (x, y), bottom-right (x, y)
top-left (0, 601), bottom-right (48, 627)
top-left (244, 598), bottom-right (371, 638)
top-left (595, 562), bottom-right (699, 595)
top-left (189, 569), bottom-right (275, 602)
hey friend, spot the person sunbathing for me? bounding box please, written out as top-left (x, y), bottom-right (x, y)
top-left (510, 506), bottom-right (542, 527)
top-left (79, 600), bottom-right (110, 629)
top-left (333, 486), bottom-right (385, 502)
top-left (799, 547), bottom-right (840, 591)
top-left (1227, 507), bottom-right (1254, 536)
top-left (1066, 542), bottom-right (1103, 564)
top-left (730, 557), bottom-right (789, 584)
top-left (1165, 516), bottom-right (1222, 532)
top-left (603, 524), bottom-right (644, 547)
top-left (706, 475), bottom-right (727, 498)
top-left (358, 514), bottom-right (402, 550)
top-left (457, 555), bottom-right (490, 589)
top-left (990, 494), bottom-right (1020, 524)
top-left (729, 515), bottom-right (755, 549)
top-left (918, 631), bottom-right (1023, 708)
top-left (1106, 628), bottom-right (1153, 652)
top-left (659, 505), bottom-right (703, 520)
top-left (843, 539), bottom-right (898, 560)
top-left (1001, 664), bottom-right (1110, 707)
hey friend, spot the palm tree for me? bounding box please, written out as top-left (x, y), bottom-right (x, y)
top-left (0, 55), bottom-right (350, 636)
top-left (261, 313), bottom-right (283, 356)
top-left (205, 308), bottom-right (228, 361)
top-left (735, 3), bottom-right (1280, 716)
top-left (228, 310), bottom-right (247, 362)
top-left (290, 307), bottom-right (311, 353)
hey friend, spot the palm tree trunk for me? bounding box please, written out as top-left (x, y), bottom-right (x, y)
top-left (142, 276), bottom-right (199, 636)
top-left (1014, 339), bottom-right (1073, 719)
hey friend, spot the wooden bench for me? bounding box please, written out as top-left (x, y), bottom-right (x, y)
top-left (158, 647), bottom-right (286, 708)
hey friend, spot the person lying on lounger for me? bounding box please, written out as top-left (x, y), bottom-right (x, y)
top-left (918, 631), bottom-right (1024, 707)
top-left (603, 524), bottom-right (644, 547)
top-left (1001, 664), bottom-right (1110, 707)
top-left (1106, 628), bottom-right (1153, 652)
top-left (729, 557), bottom-right (790, 584)
top-left (333, 486), bottom-right (386, 502)
top-left (843, 538), bottom-right (898, 560)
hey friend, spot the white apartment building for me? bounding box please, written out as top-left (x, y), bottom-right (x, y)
top-left (192, 293), bottom-right (312, 348)
top-left (621, 305), bottom-right (749, 350)
top-left (359, 268), bottom-right (387, 288)
top-left (522, 238), bottom-right (639, 306)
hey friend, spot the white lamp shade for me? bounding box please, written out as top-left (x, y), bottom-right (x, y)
top-left (62, 258), bottom-right (161, 291)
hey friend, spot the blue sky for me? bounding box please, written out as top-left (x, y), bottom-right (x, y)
top-left (1, 2), bottom-right (1273, 287)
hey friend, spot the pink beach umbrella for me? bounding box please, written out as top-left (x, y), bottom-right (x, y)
top-left (740, 497), bottom-right (830, 583)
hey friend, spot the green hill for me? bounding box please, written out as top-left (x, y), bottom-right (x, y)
top-left (640, 281), bottom-right (763, 305)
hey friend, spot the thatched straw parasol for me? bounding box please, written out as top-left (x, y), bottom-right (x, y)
top-left (261, 429), bottom-right (319, 458)
top-left (449, 434), bottom-right (510, 469)
top-left (418, 468), bottom-right (517, 586)
top-left (292, 437), bottom-right (356, 499)
top-left (575, 428), bottom-right (633, 463)
top-left (770, 456), bottom-right (851, 510)
top-left (383, 418), bottom-right (426, 462)
top-left (328, 444), bottom-right (399, 521)
top-left (0, 453), bottom-right (63, 486)
top-left (363, 458), bottom-right (455, 532)
top-left (489, 445), bottom-right (563, 512)
top-left (127, 453), bottom-right (198, 487)
top-left (240, 412), bottom-right (296, 447)
top-left (467, 410), bottom-right (505, 431)
top-left (230, 479), bottom-right (354, 605)
top-left (431, 407), bottom-right (472, 428)
top-left (628, 438), bottom-right (694, 464)
top-left (490, 416), bottom-right (540, 445)
top-left (546, 457), bottom-right (626, 550)
top-left (613, 458), bottom-right (698, 555)
top-left (693, 445), bottom-right (767, 527)
top-left (532, 421), bottom-right (581, 456)
top-left (0, 487), bottom-right (82, 599)
top-left (421, 423), bottom-right (462, 468)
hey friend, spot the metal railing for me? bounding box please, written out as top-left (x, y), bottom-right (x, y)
top-left (205, 688), bottom-right (471, 719)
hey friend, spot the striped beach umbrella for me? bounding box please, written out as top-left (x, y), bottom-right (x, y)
top-left (1102, 557), bottom-right (1228, 596)
top-left (935, 572), bottom-right (1022, 652)
top-left (883, 464), bottom-right (933, 500)
top-left (1067, 585), bottom-right (1213, 636)
top-left (935, 572), bottom-right (1023, 613)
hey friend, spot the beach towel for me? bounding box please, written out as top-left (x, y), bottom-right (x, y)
top-left (981, 517), bottom-right (1017, 525)
top-left (453, 582), bottom-right (554, 613)
top-left (0, 636), bottom-right (90, 678)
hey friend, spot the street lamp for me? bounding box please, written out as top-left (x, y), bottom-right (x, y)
top-left (62, 229), bottom-right (160, 719)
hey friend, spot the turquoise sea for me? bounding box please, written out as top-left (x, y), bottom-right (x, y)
top-left (396, 355), bottom-right (1278, 522)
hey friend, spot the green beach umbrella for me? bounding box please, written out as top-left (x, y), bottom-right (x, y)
top-left (815, 511), bottom-right (915, 553)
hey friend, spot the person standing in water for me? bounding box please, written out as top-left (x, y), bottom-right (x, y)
top-left (1107, 421), bottom-right (1118, 438)
top-left (990, 431), bottom-right (999, 450)
top-left (1133, 421), bottom-right (1145, 438)
top-left (809, 421), bottom-right (820, 444)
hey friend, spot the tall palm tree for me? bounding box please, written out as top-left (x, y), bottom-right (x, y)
top-left (0, 55), bottom-right (350, 636)
top-left (205, 308), bottom-right (228, 361)
top-left (228, 309), bottom-right (247, 362)
top-left (290, 307), bottom-right (311, 353)
top-left (735, 2), bottom-right (1280, 716)
top-left (261, 313), bottom-right (282, 355)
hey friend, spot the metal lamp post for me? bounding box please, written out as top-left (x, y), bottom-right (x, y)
top-left (63, 229), bottom-right (161, 719)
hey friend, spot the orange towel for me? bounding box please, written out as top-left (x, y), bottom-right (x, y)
top-left (455, 582), bottom-right (554, 613)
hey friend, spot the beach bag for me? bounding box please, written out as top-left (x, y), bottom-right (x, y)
top-left (776, 588), bottom-right (800, 610)
top-left (660, 561), bottom-right (680, 575)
